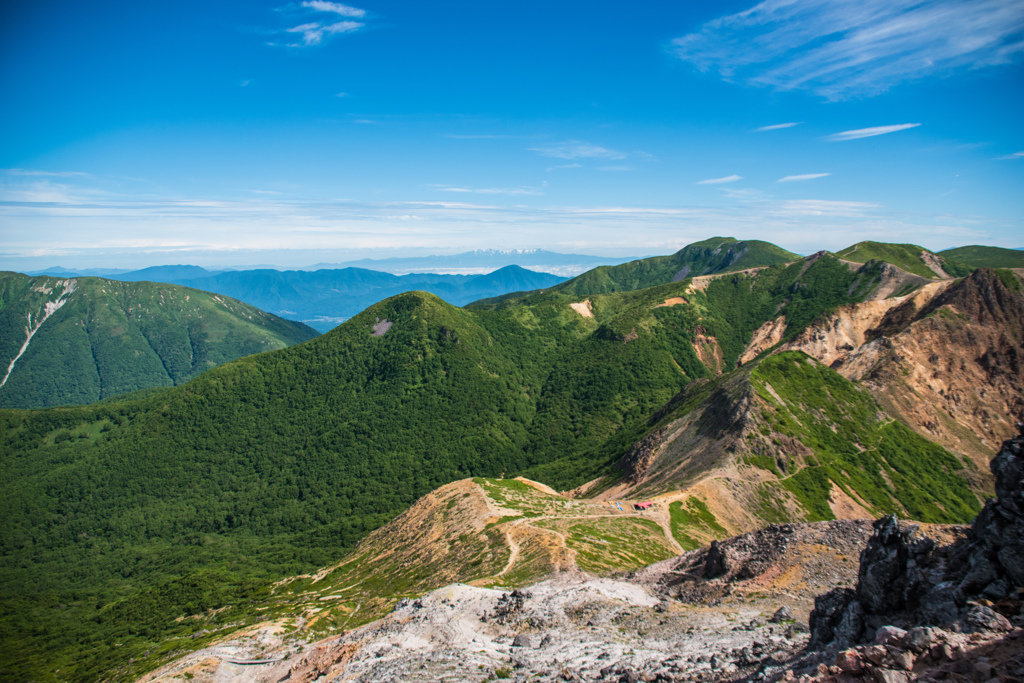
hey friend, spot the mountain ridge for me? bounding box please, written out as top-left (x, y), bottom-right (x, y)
top-left (2, 242), bottom-right (1023, 681)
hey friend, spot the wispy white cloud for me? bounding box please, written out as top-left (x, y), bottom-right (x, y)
top-left (672, 0), bottom-right (1024, 99)
top-left (827, 123), bottom-right (920, 141)
top-left (778, 173), bottom-right (831, 182)
top-left (3, 168), bottom-right (91, 178)
top-left (755, 122), bottom-right (802, 132)
top-left (1, 176), bottom-right (1008, 268)
top-left (774, 199), bottom-right (879, 217)
top-left (698, 174), bottom-right (743, 185)
top-left (997, 151), bottom-right (1024, 160)
top-left (546, 163), bottom-right (582, 171)
top-left (336, 91), bottom-right (348, 97)
top-left (286, 20), bottom-right (362, 46)
top-left (278, 1), bottom-right (366, 46)
top-left (432, 184), bottom-right (544, 196)
top-left (301, 1), bottom-right (365, 17)
top-left (528, 142), bottom-right (628, 160)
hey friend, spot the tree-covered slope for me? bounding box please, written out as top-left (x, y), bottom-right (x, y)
top-left (0, 273), bottom-right (318, 409)
top-left (835, 241), bottom-right (971, 279)
top-left (938, 245), bottom-right (1024, 269)
top-left (0, 252), bottom-right (988, 681)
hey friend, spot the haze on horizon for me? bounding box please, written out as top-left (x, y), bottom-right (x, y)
top-left (1, 0), bottom-right (1022, 272)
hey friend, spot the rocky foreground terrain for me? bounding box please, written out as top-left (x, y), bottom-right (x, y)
top-left (141, 428), bottom-right (1023, 683)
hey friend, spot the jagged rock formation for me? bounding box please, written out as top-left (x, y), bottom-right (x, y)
top-left (790, 428), bottom-right (1024, 683)
top-left (809, 426), bottom-right (1023, 650)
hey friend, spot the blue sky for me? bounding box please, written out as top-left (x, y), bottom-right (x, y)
top-left (1, 0), bottom-right (1022, 269)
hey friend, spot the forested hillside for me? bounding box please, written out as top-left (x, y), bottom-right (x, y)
top-left (0, 247), bottom-right (989, 681)
top-left (0, 273), bottom-right (318, 409)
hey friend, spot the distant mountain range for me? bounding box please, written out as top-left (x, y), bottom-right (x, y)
top-left (26, 248), bottom-right (642, 279)
top-left (58, 264), bottom-right (569, 332)
top-left (315, 248), bottom-right (643, 276)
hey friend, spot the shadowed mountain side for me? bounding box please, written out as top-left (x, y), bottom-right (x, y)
top-left (574, 352), bottom-right (982, 532)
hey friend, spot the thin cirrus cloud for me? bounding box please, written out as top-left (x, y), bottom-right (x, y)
top-left (282, 1), bottom-right (366, 47)
top-left (300, 1), bottom-right (365, 17)
top-left (755, 122), bottom-right (803, 132)
top-left (778, 173), bottom-right (831, 182)
top-left (697, 174), bottom-right (743, 185)
top-left (528, 142), bottom-right (628, 160)
top-left (432, 185), bottom-right (544, 196)
top-left (286, 20), bottom-right (362, 46)
top-left (672, 0), bottom-right (1024, 99)
top-left (997, 151), bottom-right (1024, 160)
top-left (827, 123), bottom-right (920, 141)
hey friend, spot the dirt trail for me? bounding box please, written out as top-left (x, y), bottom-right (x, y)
top-left (497, 530), bottom-right (521, 577)
top-left (497, 506), bottom-right (677, 576)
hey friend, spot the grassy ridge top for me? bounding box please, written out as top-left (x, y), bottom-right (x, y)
top-left (834, 241), bottom-right (971, 279)
top-left (938, 245), bottom-right (1024, 269)
top-left (0, 273), bottom-right (318, 409)
top-left (470, 237), bottom-right (799, 304)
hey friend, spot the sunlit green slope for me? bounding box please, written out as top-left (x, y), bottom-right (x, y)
top-left (938, 245), bottom-right (1024, 269)
top-left (473, 237), bottom-right (799, 304)
top-left (835, 241), bottom-right (971, 279)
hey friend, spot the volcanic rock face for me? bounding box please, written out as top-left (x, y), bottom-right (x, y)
top-left (810, 426), bottom-right (1024, 649)
top-left (785, 269), bottom-right (1024, 469)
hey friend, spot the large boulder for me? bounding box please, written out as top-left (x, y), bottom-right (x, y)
top-left (810, 426), bottom-right (1024, 649)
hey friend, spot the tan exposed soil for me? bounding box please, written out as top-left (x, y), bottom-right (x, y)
top-left (827, 483), bottom-right (872, 520)
top-left (569, 299), bottom-right (594, 318)
top-left (739, 316), bottom-right (787, 365)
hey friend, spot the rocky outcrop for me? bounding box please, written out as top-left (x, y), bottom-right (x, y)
top-left (810, 426), bottom-right (1024, 650)
top-left (788, 268), bottom-right (1024, 470)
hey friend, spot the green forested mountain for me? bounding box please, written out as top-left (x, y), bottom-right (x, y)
top-left (0, 273), bottom-right (318, 409)
top-left (1, 249), bottom-right (981, 681)
top-left (507, 237), bottom-right (799, 299)
top-left (835, 241), bottom-right (972, 278)
top-left (938, 245), bottom-right (1024, 269)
